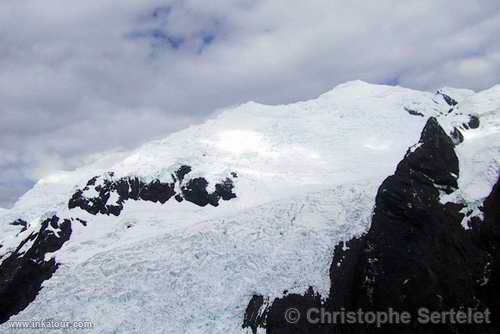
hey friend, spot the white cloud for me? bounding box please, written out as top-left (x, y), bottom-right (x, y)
top-left (1, 0), bottom-right (500, 206)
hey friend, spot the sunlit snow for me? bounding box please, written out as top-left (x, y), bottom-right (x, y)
top-left (0, 81), bottom-right (498, 333)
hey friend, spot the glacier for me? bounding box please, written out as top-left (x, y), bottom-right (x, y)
top-left (0, 80), bottom-right (498, 333)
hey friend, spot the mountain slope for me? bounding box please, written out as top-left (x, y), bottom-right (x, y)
top-left (251, 117), bottom-right (499, 333)
top-left (0, 81), bottom-right (498, 333)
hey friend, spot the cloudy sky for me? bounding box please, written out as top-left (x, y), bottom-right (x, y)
top-left (1, 0), bottom-right (500, 207)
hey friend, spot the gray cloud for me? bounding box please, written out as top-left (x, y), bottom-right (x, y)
top-left (1, 0), bottom-right (500, 207)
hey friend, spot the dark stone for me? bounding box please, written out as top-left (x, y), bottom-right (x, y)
top-left (246, 117), bottom-right (500, 333)
top-left (404, 107), bottom-right (424, 117)
top-left (0, 216), bottom-right (72, 323)
top-left (10, 219), bottom-right (28, 233)
top-left (68, 187), bottom-right (111, 216)
top-left (175, 165), bottom-right (192, 182)
top-left (401, 118), bottom-right (459, 189)
top-left (437, 91), bottom-right (458, 106)
top-left (9, 219), bottom-right (27, 228)
top-left (181, 178), bottom-right (214, 207)
top-left (215, 178), bottom-right (237, 201)
top-left (243, 295), bottom-right (269, 334)
top-left (69, 165), bottom-right (237, 216)
top-left (328, 237), bottom-right (367, 310)
top-left (450, 127), bottom-right (464, 144)
top-left (267, 287), bottom-right (327, 334)
top-left (243, 288), bottom-right (327, 334)
top-left (472, 174), bottom-right (500, 325)
top-left (86, 176), bottom-right (99, 186)
top-left (468, 115), bottom-right (480, 129)
top-left (139, 180), bottom-right (175, 204)
top-left (328, 118), bottom-right (499, 333)
top-left (75, 218), bottom-right (87, 227)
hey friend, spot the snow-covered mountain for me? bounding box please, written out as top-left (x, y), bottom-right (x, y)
top-left (0, 81), bottom-right (498, 333)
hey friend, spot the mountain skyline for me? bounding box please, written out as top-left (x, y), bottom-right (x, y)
top-left (0, 80), bottom-right (498, 332)
top-left (2, 1), bottom-right (500, 207)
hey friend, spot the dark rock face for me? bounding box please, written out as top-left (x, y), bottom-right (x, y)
top-left (327, 118), bottom-right (496, 333)
top-left (9, 219), bottom-right (27, 228)
top-left (75, 218), bottom-right (87, 226)
top-left (404, 107), bottom-right (424, 117)
top-left (180, 176), bottom-right (236, 207)
top-left (245, 117), bottom-right (499, 333)
top-left (69, 165), bottom-right (237, 216)
top-left (68, 174), bottom-right (176, 216)
top-left (437, 91), bottom-right (458, 106)
top-left (450, 127), bottom-right (464, 144)
top-left (461, 115), bottom-right (480, 131)
top-left (243, 288), bottom-right (327, 334)
top-left (175, 165), bottom-right (192, 182)
top-left (0, 167), bottom-right (236, 324)
top-left (243, 295), bottom-right (270, 334)
top-left (471, 172), bottom-right (500, 326)
top-left (10, 219), bottom-right (28, 233)
top-left (267, 288), bottom-right (326, 334)
top-left (0, 216), bottom-right (72, 323)
top-left (468, 115), bottom-right (480, 129)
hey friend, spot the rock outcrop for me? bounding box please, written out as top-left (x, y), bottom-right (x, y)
top-left (0, 216), bottom-right (72, 323)
top-left (244, 117), bottom-right (499, 333)
top-left (69, 165), bottom-right (237, 216)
